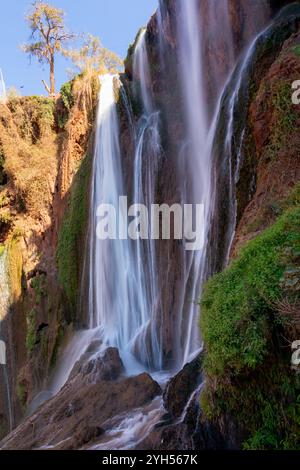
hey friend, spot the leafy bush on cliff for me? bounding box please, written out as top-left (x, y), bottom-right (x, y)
top-left (201, 206), bottom-right (300, 449)
top-left (0, 97), bottom-right (57, 216)
top-left (57, 79), bottom-right (75, 129)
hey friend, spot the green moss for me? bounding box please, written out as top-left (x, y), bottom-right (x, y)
top-left (17, 383), bottom-right (26, 407)
top-left (124, 28), bottom-right (144, 73)
top-left (265, 81), bottom-right (297, 161)
top-left (280, 182), bottom-right (300, 210)
top-left (201, 206), bottom-right (300, 449)
top-left (26, 308), bottom-right (37, 353)
top-left (57, 154), bottom-right (91, 319)
top-left (30, 274), bottom-right (46, 305)
top-left (50, 324), bottom-right (65, 368)
top-left (292, 45), bottom-right (300, 57)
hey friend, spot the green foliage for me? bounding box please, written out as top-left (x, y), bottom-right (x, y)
top-left (26, 308), bottom-right (37, 353)
top-left (30, 274), bottom-right (46, 305)
top-left (280, 182), bottom-right (300, 210)
top-left (60, 80), bottom-right (74, 111)
top-left (57, 80), bottom-right (75, 129)
top-left (0, 210), bottom-right (12, 227)
top-left (57, 154), bottom-right (91, 318)
top-left (0, 190), bottom-right (9, 208)
top-left (8, 96), bottom-right (55, 141)
top-left (265, 81), bottom-right (297, 161)
top-left (201, 208), bottom-right (300, 376)
top-left (17, 383), bottom-right (26, 407)
top-left (50, 324), bottom-right (64, 368)
top-left (292, 45), bottom-right (300, 57)
top-left (200, 206), bottom-right (300, 449)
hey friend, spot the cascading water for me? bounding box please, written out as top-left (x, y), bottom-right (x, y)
top-left (175, 0), bottom-right (212, 363)
top-left (87, 69), bottom-right (162, 371)
top-left (168, 0), bottom-right (240, 365)
top-left (55, 0), bottom-right (270, 383)
top-left (209, 5), bottom-right (291, 271)
top-left (44, 0), bottom-right (273, 450)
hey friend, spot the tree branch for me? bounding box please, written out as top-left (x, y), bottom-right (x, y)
top-left (42, 79), bottom-right (51, 94)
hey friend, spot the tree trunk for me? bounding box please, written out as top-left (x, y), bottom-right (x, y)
top-left (50, 56), bottom-right (55, 95)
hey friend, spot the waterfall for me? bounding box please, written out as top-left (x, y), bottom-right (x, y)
top-left (87, 71), bottom-right (162, 370)
top-left (88, 74), bottom-right (132, 348)
top-left (175, 0), bottom-right (211, 363)
top-left (129, 30), bottom-right (162, 369)
top-left (85, 0), bottom-right (266, 372)
top-left (169, 0), bottom-right (239, 364)
top-left (52, 0), bottom-right (272, 393)
top-left (210, 5), bottom-right (289, 270)
top-left (0, 250), bottom-right (13, 432)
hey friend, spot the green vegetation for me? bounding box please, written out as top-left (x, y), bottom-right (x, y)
top-left (292, 45), bottom-right (300, 57)
top-left (30, 274), bottom-right (47, 305)
top-left (0, 210), bottom-right (12, 229)
top-left (201, 206), bottom-right (300, 449)
top-left (26, 308), bottom-right (37, 353)
top-left (1, 95), bottom-right (57, 217)
top-left (56, 80), bottom-right (75, 129)
top-left (57, 154), bottom-right (91, 318)
top-left (17, 383), bottom-right (26, 407)
top-left (60, 80), bottom-right (75, 111)
top-left (7, 96), bottom-right (55, 141)
top-left (265, 81), bottom-right (297, 161)
top-left (50, 324), bottom-right (65, 368)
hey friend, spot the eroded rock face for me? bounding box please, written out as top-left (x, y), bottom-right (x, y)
top-left (0, 74), bottom-right (99, 437)
top-left (231, 6), bottom-right (300, 257)
top-left (163, 354), bottom-right (203, 418)
top-left (76, 347), bottom-right (124, 382)
top-left (121, 0), bottom-right (274, 370)
top-left (137, 355), bottom-right (239, 451)
top-left (0, 350), bottom-right (162, 450)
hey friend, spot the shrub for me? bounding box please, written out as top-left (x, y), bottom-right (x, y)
top-left (200, 206), bottom-right (300, 449)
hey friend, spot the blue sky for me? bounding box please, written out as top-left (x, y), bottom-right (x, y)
top-left (0, 0), bottom-right (158, 96)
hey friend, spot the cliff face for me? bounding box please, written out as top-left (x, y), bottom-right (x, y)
top-left (121, 0), bottom-right (276, 368)
top-left (0, 73), bottom-right (99, 437)
top-left (122, 0), bottom-right (300, 450)
top-left (0, 0), bottom-right (299, 451)
top-left (200, 4), bottom-right (300, 450)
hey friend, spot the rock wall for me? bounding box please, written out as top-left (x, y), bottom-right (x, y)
top-left (0, 72), bottom-right (99, 437)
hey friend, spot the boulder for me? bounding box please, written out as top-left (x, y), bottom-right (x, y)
top-left (0, 351), bottom-right (161, 450)
top-left (163, 353), bottom-right (203, 418)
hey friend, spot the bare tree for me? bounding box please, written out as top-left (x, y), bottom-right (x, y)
top-left (22, 1), bottom-right (74, 95)
top-left (63, 34), bottom-right (123, 76)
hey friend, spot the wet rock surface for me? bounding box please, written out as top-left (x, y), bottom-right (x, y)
top-left (163, 354), bottom-right (203, 418)
top-left (137, 352), bottom-right (241, 450)
top-left (0, 349), bottom-right (162, 450)
top-left (69, 346), bottom-right (124, 382)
